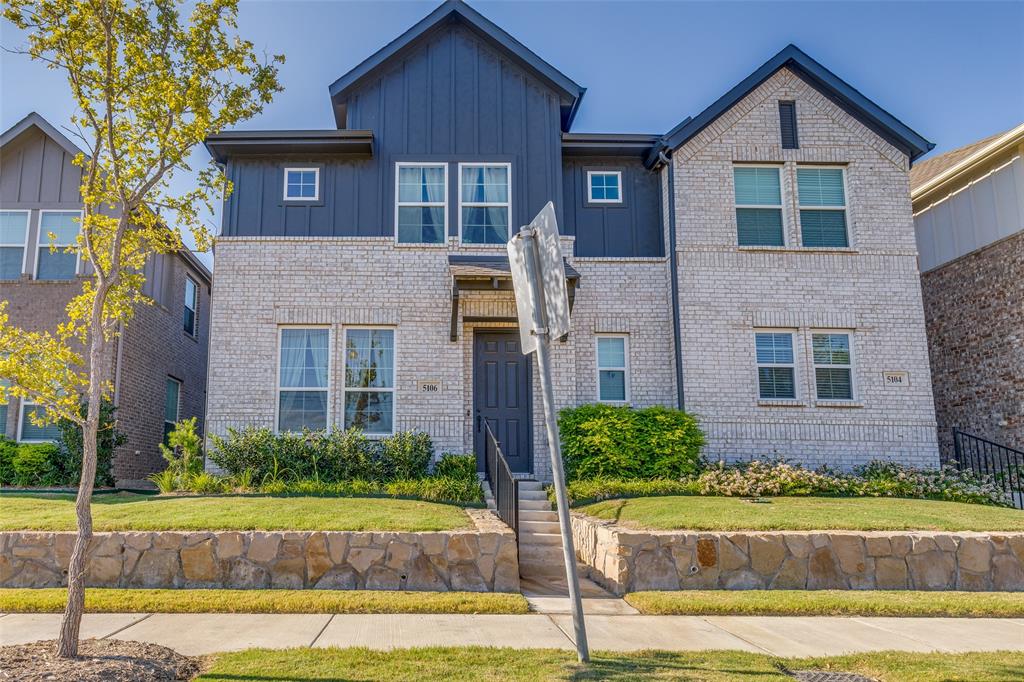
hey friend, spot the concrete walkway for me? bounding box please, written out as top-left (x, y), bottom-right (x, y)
top-left (2, 612), bottom-right (1023, 657)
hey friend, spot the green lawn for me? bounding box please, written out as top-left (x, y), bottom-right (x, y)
top-left (0, 588), bottom-right (528, 615)
top-left (199, 648), bottom-right (1024, 681)
top-left (626, 590), bottom-right (1024, 618)
top-left (577, 495), bottom-right (1024, 531)
top-left (0, 492), bottom-right (472, 531)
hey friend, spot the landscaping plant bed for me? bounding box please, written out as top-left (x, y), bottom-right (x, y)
top-left (0, 639), bottom-right (199, 681)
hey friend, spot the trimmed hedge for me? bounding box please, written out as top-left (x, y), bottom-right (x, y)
top-left (558, 404), bottom-right (704, 481)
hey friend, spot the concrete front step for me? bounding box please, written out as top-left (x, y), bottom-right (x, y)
top-left (520, 531), bottom-right (562, 546)
top-left (519, 509), bottom-right (558, 523)
top-left (517, 480), bottom-right (544, 491)
top-left (518, 489), bottom-right (548, 501)
top-left (519, 520), bottom-right (561, 534)
top-left (518, 499), bottom-right (552, 511)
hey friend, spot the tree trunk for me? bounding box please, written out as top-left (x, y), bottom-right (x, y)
top-left (56, 311), bottom-right (106, 658)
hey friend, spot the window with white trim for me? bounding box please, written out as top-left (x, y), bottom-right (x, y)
top-left (396, 163), bottom-right (446, 244)
top-left (284, 168), bottom-right (319, 201)
top-left (343, 328), bottom-right (395, 434)
top-left (596, 335), bottom-right (629, 402)
top-left (164, 377), bottom-right (180, 444)
top-left (812, 332), bottom-right (854, 400)
top-left (734, 166), bottom-right (784, 246)
top-left (587, 171), bottom-right (622, 203)
top-left (278, 327), bottom-right (330, 432)
top-left (0, 211), bottom-right (28, 280)
top-left (798, 167), bottom-right (848, 247)
top-left (183, 276), bottom-right (198, 337)
top-left (460, 163), bottom-right (510, 244)
top-left (755, 332), bottom-right (796, 400)
top-left (36, 211), bottom-right (80, 280)
top-left (18, 402), bottom-right (61, 442)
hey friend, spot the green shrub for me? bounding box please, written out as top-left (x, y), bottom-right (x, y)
top-left (188, 471), bottom-right (228, 494)
top-left (697, 460), bottom-right (855, 497)
top-left (54, 399), bottom-right (125, 487)
top-left (563, 476), bottom-right (700, 505)
top-left (433, 453), bottom-right (477, 481)
top-left (855, 461), bottom-right (1010, 506)
top-left (150, 417), bottom-right (205, 492)
top-left (374, 431), bottom-right (433, 481)
top-left (0, 437), bottom-right (18, 486)
top-left (246, 477), bottom-right (483, 505)
top-left (12, 443), bottom-right (62, 487)
top-left (558, 404), bottom-right (704, 481)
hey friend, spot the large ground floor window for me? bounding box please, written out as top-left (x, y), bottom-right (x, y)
top-left (344, 328), bottom-right (395, 435)
top-left (278, 327), bottom-right (330, 432)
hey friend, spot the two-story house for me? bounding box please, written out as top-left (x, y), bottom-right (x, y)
top-left (203, 0), bottom-right (940, 483)
top-left (0, 112), bottom-right (212, 486)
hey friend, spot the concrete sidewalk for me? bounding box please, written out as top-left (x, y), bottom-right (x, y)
top-left (2, 612), bottom-right (1023, 657)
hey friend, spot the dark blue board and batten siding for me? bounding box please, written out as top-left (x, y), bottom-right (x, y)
top-left (561, 157), bottom-right (664, 257)
top-left (223, 25), bottom-right (563, 240)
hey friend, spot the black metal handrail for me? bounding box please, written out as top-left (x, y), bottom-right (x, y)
top-left (952, 428), bottom-right (1023, 509)
top-left (483, 422), bottom-right (519, 537)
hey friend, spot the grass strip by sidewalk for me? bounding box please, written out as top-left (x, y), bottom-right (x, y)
top-left (198, 647), bottom-right (1024, 681)
top-left (0, 493), bottom-right (472, 532)
top-left (0, 588), bottom-right (529, 615)
top-left (625, 589), bottom-right (1024, 618)
top-left (576, 495), bottom-right (1024, 532)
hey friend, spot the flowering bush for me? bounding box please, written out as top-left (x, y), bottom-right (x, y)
top-left (564, 459), bottom-right (1013, 508)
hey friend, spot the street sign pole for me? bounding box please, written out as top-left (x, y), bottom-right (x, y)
top-left (517, 222), bottom-right (590, 663)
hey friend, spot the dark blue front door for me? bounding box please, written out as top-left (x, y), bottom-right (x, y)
top-left (473, 331), bottom-right (532, 473)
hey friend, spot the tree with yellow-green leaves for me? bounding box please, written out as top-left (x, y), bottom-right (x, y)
top-left (0, 0), bottom-right (282, 657)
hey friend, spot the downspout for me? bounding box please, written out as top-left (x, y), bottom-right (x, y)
top-left (661, 150), bottom-right (686, 410)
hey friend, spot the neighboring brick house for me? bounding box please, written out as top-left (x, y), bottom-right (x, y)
top-left (911, 123), bottom-right (1024, 456)
top-left (204, 0), bottom-right (939, 482)
top-left (0, 112), bottom-right (212, 486)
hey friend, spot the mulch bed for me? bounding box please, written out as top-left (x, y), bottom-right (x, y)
top-left (0, 639), bottom-right (200, 681)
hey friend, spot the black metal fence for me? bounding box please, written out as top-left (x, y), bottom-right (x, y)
top-left (484, 422), bottom-right (519, 536)
top-left (952, 429), bottom-right (1023, 509)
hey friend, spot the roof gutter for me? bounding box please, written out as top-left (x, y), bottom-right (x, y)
top-left (661, 149), bottom-right (685, 409)
top-left (911, 122), bottom-right (1024, 202)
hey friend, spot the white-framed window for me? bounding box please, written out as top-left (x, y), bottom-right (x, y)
top-left (755, 331), bottom-right (796, 400)
top-left (395, 163), bottom-right (447, 244)
top-left (36, 210), bottom-right (80, 280)
top-left (343, 327), bottom-right (395, 435)
top-left (17, 402), bottom-right (61, 442)
top-left (0, 210), bottom-right (29, 280)
top-left (587, 171), bottom-right (622, 203)
top-left (283, 167), bottom-right (319, 201)
top-left (596, 334), bottom-right (629, 403)
top-left (164, 377), bottom-right (181, 444)
top-left (183, 276), bottom-right (198, 337)
top-left (459, 162), bottom-right (511, 244)
top-left (798, 166), bottom-right (849, 247)
top-left (812, 332), bottom-right (854, 401)
top-left (734, 165), bottom-right (784, 246)
top-left (277, 327), bottom-right (330, 432)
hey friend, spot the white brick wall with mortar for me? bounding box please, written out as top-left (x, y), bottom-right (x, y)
top-left (673, 67), bottom-right (939, 468)
top-left (206, 237), bottom-right (676, 483)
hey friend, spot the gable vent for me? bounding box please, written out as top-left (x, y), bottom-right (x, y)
top-left (779, 101), bottom-right (798, 149)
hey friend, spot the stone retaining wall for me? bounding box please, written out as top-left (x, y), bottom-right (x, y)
top-left (572, 513), bottom-right (1024, 595)
top-left (0, 510), bottom-right (518, 592)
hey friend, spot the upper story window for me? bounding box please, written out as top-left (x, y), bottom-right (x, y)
top-left (812, 332), bottom-right (854, 401)
top-left (596, 334), bottom-right (629, 403)
top-left (460, 163), bottom-right (510, 244)
top-left (587, 171), bottom-right (622, 203)
top-left (283, 168), bottom-right (319, 201)
top-left (0, 210), bottom-right (28, 280)
top-left (183, 276), bottom-right (198, 337)
top-left (344, 328), bottom-right (395, 435)
top-left (755, 332), bottom-right (796, 400)
top-left (278, 327), bottom-right (330, 432)
top-left (734, 166), bottom-right (784, 246)
top-left (396, 163), bottom-right (447, 244)
top-left (36, 211), bottom-right (80, 280)
top-left (798, 167), bottom-right (848, 247)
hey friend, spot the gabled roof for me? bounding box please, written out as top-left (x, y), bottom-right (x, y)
top-left (910, 122), bottom-right (1024, 195)
top-left (0, 111), bottom-right (84, 157)
top-left (658, 44), bottom-right (934, 164)
top-left (328, 0), bottom-right (585, 132)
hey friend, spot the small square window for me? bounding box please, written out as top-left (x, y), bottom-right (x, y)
top-left (596, 335), bottom-right (629, 402)
top-left (588, 171), bottom-right (622, 203)
top-left (284, 168), bottom-right (319, 201)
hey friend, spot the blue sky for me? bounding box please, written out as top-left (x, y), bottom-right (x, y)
top-left (2, 0), bottom-right (1022, 264)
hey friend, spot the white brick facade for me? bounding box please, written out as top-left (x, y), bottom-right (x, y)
top-left (673, 67), bottom-right (939, 468)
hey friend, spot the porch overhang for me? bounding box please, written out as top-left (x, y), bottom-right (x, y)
top-left (448, 254), bottom-right (581, 342)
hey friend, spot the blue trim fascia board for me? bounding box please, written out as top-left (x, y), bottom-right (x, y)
top-left (660, 44), bottom-right (933, 162)
top-left (328, 1), bottom-right (584, 131)
top-left (203, 130), bottom-right (374, 163)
